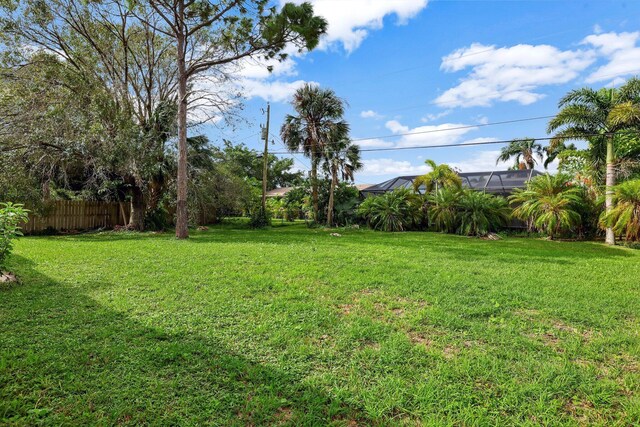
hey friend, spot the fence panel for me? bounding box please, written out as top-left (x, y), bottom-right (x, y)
top-left (22, 200), bottom-right (128, 234)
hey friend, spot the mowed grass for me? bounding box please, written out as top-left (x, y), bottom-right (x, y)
top-left (1, 222), bottom-right (640, 426)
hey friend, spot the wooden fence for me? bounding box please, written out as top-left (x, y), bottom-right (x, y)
top-left (23, 200), bottom-right (129, 234)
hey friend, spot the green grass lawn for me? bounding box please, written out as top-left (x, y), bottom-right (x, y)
top-left (1, 222), bottom-right (639, 426)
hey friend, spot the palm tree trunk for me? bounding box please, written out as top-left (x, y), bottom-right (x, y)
top-left (311, 147), bottom-right (319, 223)
top-left (605, 137), bottom-right (616, 245)
top-left (327, 163), bottom-right (337, 227)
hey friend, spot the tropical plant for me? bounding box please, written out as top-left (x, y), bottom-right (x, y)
top-left (357, 189), bottom-right (424, 232)
top-left (0, 203), bottom-right (30, 269)
top-left (599, 179), bottom-right (640, 241)
top-left (457, 190), bottom-right (510, 236)
top-left (322, 134), bottom-right (362, 226)
top-left (413, 160), bottom-right (462, 194)
top-left (281, 84), bottom-right (349, 223)
top-left (510, 174), bottom-right (584, 239)
top-left (428, 187), bottom-right (462, 233)
top-left (547, 78), bottom-right (640, 244)
top-left (497, 138), bottom-right (544, 170)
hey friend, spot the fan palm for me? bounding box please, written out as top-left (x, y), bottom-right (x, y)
top-left (547, 78), bottom-right (640, 244)
top-left (497, 138), bottom-right (544, 170)
top-left (509, 173), bottom-right (584, 239)
top-left (413, 160), bottom-right (461, 194)
top-left (280, 84), bottom-right (348, 222)
top-left (322, 133), bottom-right (362, 226)
top-left (600, 179), bottom-right (640, 241)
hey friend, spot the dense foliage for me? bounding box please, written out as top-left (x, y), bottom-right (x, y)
top-left (0, 203), bottom-right (29, 269)
top-left (456, 190), bottom-right (510, 236)
top-left (510, 174), bottom-right (586, 239)
top-left (600, 179), bottom-right (640, 242)
top-left (358, 189), bottom-right (425, 232)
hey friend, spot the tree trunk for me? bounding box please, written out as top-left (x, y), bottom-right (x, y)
top-left (128, 185), bottom-right (145, 231)
top-left (605, 137), bottom-right (616, 245)
top-left (175, 14), bottom-right (189, 239)
top-left (310, 147), bottom-right (318, 223)
top-left (327, 163), bottom-right (337, 227)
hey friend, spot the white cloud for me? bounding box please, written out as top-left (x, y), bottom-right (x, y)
top-left (582, 31), bottom-right (640, 83)
top-left (354, 138), bottom-right (395, 148)
top-left (421, 110), bottom-right (452, 122)
top-left (384, 119), bottom-right (478, 148)
top-left (361, 158), bottom-right (429, 176)
top-left (360, 109), bottom-right (383, 119)
top-left (435, 42), bottom-right (595, 108)
top-left (448, 150), bottom-right (507, 172)
top-left (474, 115), bottom-right (489, 125)
top-left (240, 79), bottom-right (315, 103)
top-left (285, 0), bottom-right (429, 52)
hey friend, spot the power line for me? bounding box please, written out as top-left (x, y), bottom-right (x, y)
top-left (269, 133), bottom-right (621, 155)
top-left (350, 115), bottom-right (556, 142)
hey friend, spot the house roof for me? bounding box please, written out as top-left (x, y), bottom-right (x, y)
top-left (265, 187), bottom-right (294, 197)
top-left (361, 169), bottom-right (542, 195)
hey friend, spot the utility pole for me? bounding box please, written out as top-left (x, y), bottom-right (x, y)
top-left (261, 102), bottom-right (271, 212)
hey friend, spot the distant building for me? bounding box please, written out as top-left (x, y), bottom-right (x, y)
top-left (360, 169), bottom-right (541, 197)
top-left (266, 183), bottom-right (374, 198)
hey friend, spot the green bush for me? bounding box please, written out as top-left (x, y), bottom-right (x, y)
top-left (600, 179), bottom-right (640, 241)
top-left (0, 202), bottom-right (30, 269)
top-left (428, 188), bottom-right (510, 236)
top-left (510, 173), bottom-right (585, 239)
top-left (456, 190), bottom-right (510, 236)
top-left (357, 188), bottom-right (425, 232)
top-left (428, 187), bottom-right (462, 233)
top-left (248, 207), bottom-right (271, 229)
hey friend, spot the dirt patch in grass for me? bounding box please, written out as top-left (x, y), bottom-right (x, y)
top-left (338, 304), bottom-right (353, 315)
top-left (563, 398), bottom-right (596, 423)
top-left (517, 309), bottom-right (597, 347)
top-left (274, 407), bottom-right (293, 425)
top-left (408, 332), bottom-right (433, 348)
top-left (443, 345), bottom-right (459, 359)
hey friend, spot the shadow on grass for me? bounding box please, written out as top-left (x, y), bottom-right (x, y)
top-left (0, 256), bottom-right (369, 426)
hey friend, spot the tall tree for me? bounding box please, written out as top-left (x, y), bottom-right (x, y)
top-left (322, 135), bottom-right (362, 227)
top-left (412, 160), bottom-right (462, 195)
top-left (135, 1), bottom-right (327, 238)
top-left (497, 138), bottom-right (544, 170)
top-left (0, 0), bottom-right (180, 230)
top-left (281, 84), bottom-right (347, 222)
top-left (548, 79), bottom-right (640, 245)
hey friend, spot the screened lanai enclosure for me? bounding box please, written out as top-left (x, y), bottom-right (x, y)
top-left (360, 169), bottom-right (541, 197)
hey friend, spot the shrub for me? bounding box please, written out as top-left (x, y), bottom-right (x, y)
top-left (428, 188), bottom-right (510, 236)
top-left (456, 190), bottom-right (510, 236)
top-left (509, 173), bottom-right (585, 239)
top-left (600, 179), bottom-right (640, 241)
top-left (357, 188), bottom-right (424, 232)
top-left (248, 206), bottom-right (271, 229)
top-left (0, 202), bottom-right (30, 269)
top-left (428, 187), bottom-right (462, 233)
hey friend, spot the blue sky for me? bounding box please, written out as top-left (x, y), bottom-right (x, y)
top-left (203, 0), bottom-right (640, 185)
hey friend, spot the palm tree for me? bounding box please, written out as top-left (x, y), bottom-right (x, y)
top-left (322, 133), bottom-right (362, 227)
top-left (509, 173), bottom-right (584, 239)
top-left (543, 141), bottom-right (577, 169)
top-left (547, 78), bottom-right (640, 244)
top-left (600, 179), bottom-right (640, 242)
top-left (280, 84), bottom-right (348, 222)
top-left (413, 160), bottom-right (461, 194)
top-left (496, 138), bottom-right (544, 170)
